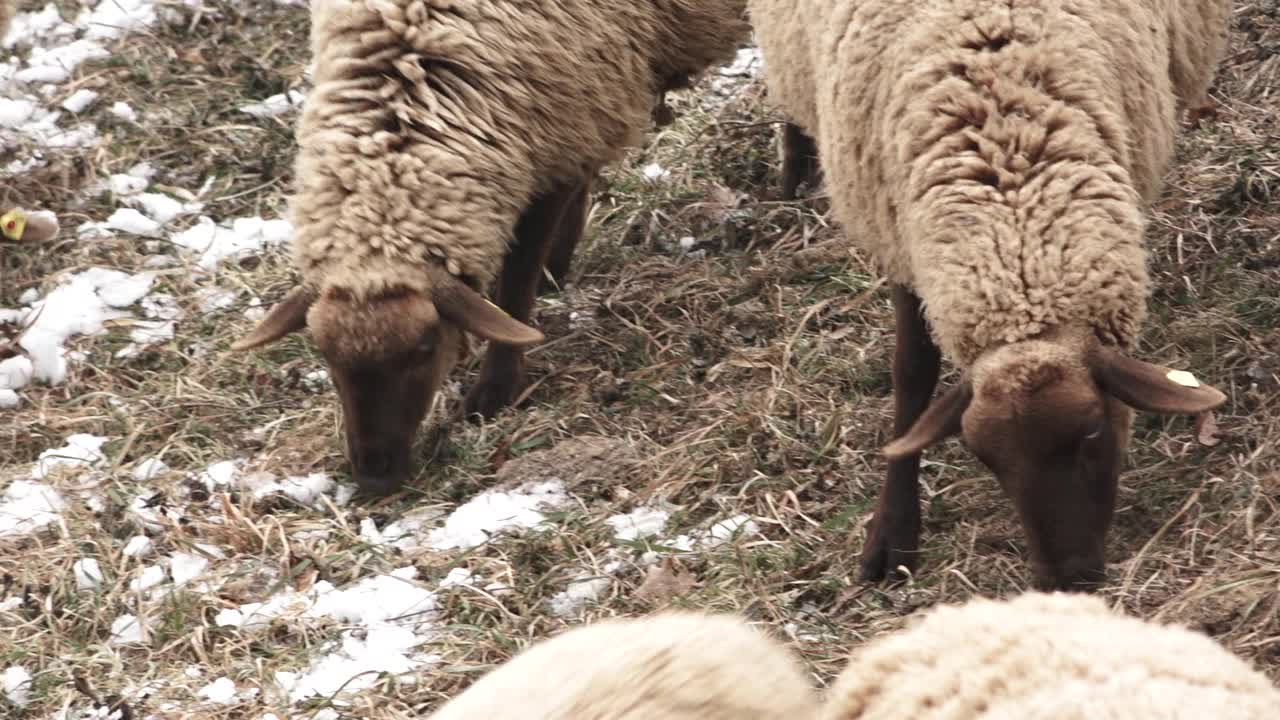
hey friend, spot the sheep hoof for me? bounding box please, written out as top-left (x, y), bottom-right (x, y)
top-left (858, 521), bottom-right (920, 583)
top-left (463, 375), bottom-right (526, 422)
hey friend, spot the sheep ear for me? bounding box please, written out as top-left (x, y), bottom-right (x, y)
top-left (883, 380), bottom-right (974, 459)
top-left (433, 277), bottom-right (544, 347)
top-left (1091, 347), bottom-right (1226, 414)
top-left (231, 288), bottom-right (315, 350)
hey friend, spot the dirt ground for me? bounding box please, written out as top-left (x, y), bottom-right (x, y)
top-left (1, 1), bottom-right (1278, 718)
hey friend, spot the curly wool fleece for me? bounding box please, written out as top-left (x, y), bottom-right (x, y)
top-left (426, 611), bottom-right (820, 719)
top-left (821, 591), bottom-right (1280, 720)
top-left (293, 0), bottom-right (748, 301)
top-left (750, 0), bottom-right (1229, 364)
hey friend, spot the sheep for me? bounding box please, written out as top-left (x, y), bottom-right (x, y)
top-left (748, 0), bottom-right (1232, 590)
top-left (425, 611), bottom-right (820, 719)
top-left (231, 0), bottom-right (750, 494)
top-left (820, 591), bottom-right (1280, 719)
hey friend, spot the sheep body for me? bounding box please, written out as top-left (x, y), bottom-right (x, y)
top-left (822, 592), bottom-right (1280, 719)
top-left (426, 611), bottom-right (819, 719)
top-left (295, 0), bottom-right (750, 300)
top-left (750, 0), bottom-right (1229, 364)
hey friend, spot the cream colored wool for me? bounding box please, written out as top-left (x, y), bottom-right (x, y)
top-left (0, 0), bottom-right (15, 45)
top-left (749, 0), bottom-right (1229, 365)
top-left (425, 611), bottom-right (820, 719)
top-left (296, 0), bottom-right (749, 300)
top-left (821, 592), bottom-right (1280, 720)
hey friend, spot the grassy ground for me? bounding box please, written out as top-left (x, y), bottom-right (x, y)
top-left (1, 0), bottom-right (1278, 718)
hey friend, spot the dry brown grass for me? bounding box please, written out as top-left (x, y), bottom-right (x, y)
top-left (1, 0), bottom-right (1278, 718)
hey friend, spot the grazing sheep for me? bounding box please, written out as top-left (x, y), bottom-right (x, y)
top-left (426, 611), bottom-right (820, 719)
top-left (232, 0), bottom-right (750, 494)
top-left (821, 592), bottom-right (1280, 720)
top-left (749, 0), bottom-right (1232, 590)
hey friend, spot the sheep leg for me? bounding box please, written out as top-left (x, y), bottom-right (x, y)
top-left (464, 181), bottom-right (581, 421)
top-left (781, 123), bottom-right (820, 201)
top-left (538, 177), bottom-right (592, 295)
top-left (859, 285), bottom-right (942, 582)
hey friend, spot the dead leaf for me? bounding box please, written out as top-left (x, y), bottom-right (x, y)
top-left (1195, 411), bottom-right (1221, 447)
top-left (633, 557), bottom-right (696, 604)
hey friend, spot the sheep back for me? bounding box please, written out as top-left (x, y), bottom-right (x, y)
top-left (750, 0), bottom-right (1230, 365)
top-left (426, 611), bottom-right (819, 719)
top-left (293, 0), bottom-right (748, 301)
top-left (820, 592), bottom-right (1280, 720)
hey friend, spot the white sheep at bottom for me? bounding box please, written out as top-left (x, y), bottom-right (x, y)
top-left (821, 591), bottom-right (1280, 720)
top-left (425, 611), bottom-right (819, 719)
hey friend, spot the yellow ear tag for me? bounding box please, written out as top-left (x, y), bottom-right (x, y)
top-left (1166, 369), bottom-right (1201, 388)
top-left (1, 210), bottom-right (27, 241)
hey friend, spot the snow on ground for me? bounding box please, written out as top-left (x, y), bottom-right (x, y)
top-left (1, 4), bottom-right (296, 410)
top-left (425, 480), bottom-right (570, 550)
top-left (2, 665), bottom-right (32, 707)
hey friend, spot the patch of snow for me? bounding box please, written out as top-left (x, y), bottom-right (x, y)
top-left (194, 286), bottom-right (238, 312)
top-left (0, 98), bottom-right (38, 128)
top-left (703, 514), bottom-right (760, 547)
top-left (61, 88), bottom-right (98, 113)
top-left (197, 460), bottom-right (239, 491)
top-left (2, 666), bottom-right (32, 707)
top-left (437, 568), bottom-right (475, 589)
top-left (122, 535), bottom-right (153, 558)
top-left (547, 576), bottom-right (611, 617)
top-left (606, 507), bottom-right (669, 541)
top-left (109, 171), bottom-right (148, 194)
top-left (127, 192), bottom-right (202, 225)
top-left (642, 162), bottom-right (669, 181)
top-left (240, 471), bottom-right (335, 508)
top-left (80, 0), bottom-right (159, 41)
top-left (301, 369), bottom-right (329, 392)
top-left (129, 564), bottom-right (166, 593)
top-left (15, 40), bottom-right (110, 84)
top-left (105, 207), bottom-right (161, 236)
top-left (170, 216), bottom-right (294, 272)
top-left (239, 90), bottom-right (306, 118)
top-left (129, 489), bottom-right (184, 532)
top-left (32, 434), bottom-right (109, 479)
top-left (109, 101), bottom-right (137, 121)
top-left (73, 558), bottom-right (104, 589)
top-left (109, 613), bottom-right (147, 644)
top-left (196, 677), bottom-right (237, 705)
top-left (278, 625), bottom-right (437, 703)
top-left (169, 552), bottom-right (209, 587)
top-left (0, 390), bottom-right (18, 408)
top-left (132, 457), bottom-right (168, 482)
top-left (18, 269), bottom-right (154, 384)
top-left (427, 480), bottom-right (569, 550)
top-left (3, 5), bottom-right (67, 48)
top-left (0, 356), bottom-right (34, 391)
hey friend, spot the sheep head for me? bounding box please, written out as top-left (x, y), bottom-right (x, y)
top-left (231, 276), bottom-right (543, 495)
top-left (883, 329), bottom-right (1226, 592)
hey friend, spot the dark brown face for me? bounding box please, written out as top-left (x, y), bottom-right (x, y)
top-left (962, 375), bottom-right (1130, 592)
top-left (884, 336), bottom-right (1228, 593)
top-left (322, 324), bottom-right (461, 495)
top-left (229, 276), bottom-right (545, 497)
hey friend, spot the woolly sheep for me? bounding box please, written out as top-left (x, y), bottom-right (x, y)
top-left (821, 591), bottom-right (1280, 719)
top-left (232, 0), bottom-right (750, 494)
top-left (425, 611), bottom-right (820, 719)
top-left (748, 0), bottom-right (1232, 590)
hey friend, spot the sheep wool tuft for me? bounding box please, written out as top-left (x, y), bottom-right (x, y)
top-left (426, 611), bottom-right (820, 719)
top-left (749, 0), bottom-right (1230, 364)
top-left (820, 592), bottom-right (1280, 720)
top-left (295, 0), bottom-right (749, 301)
top-left (0, 0), bottom-right (13, 40)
